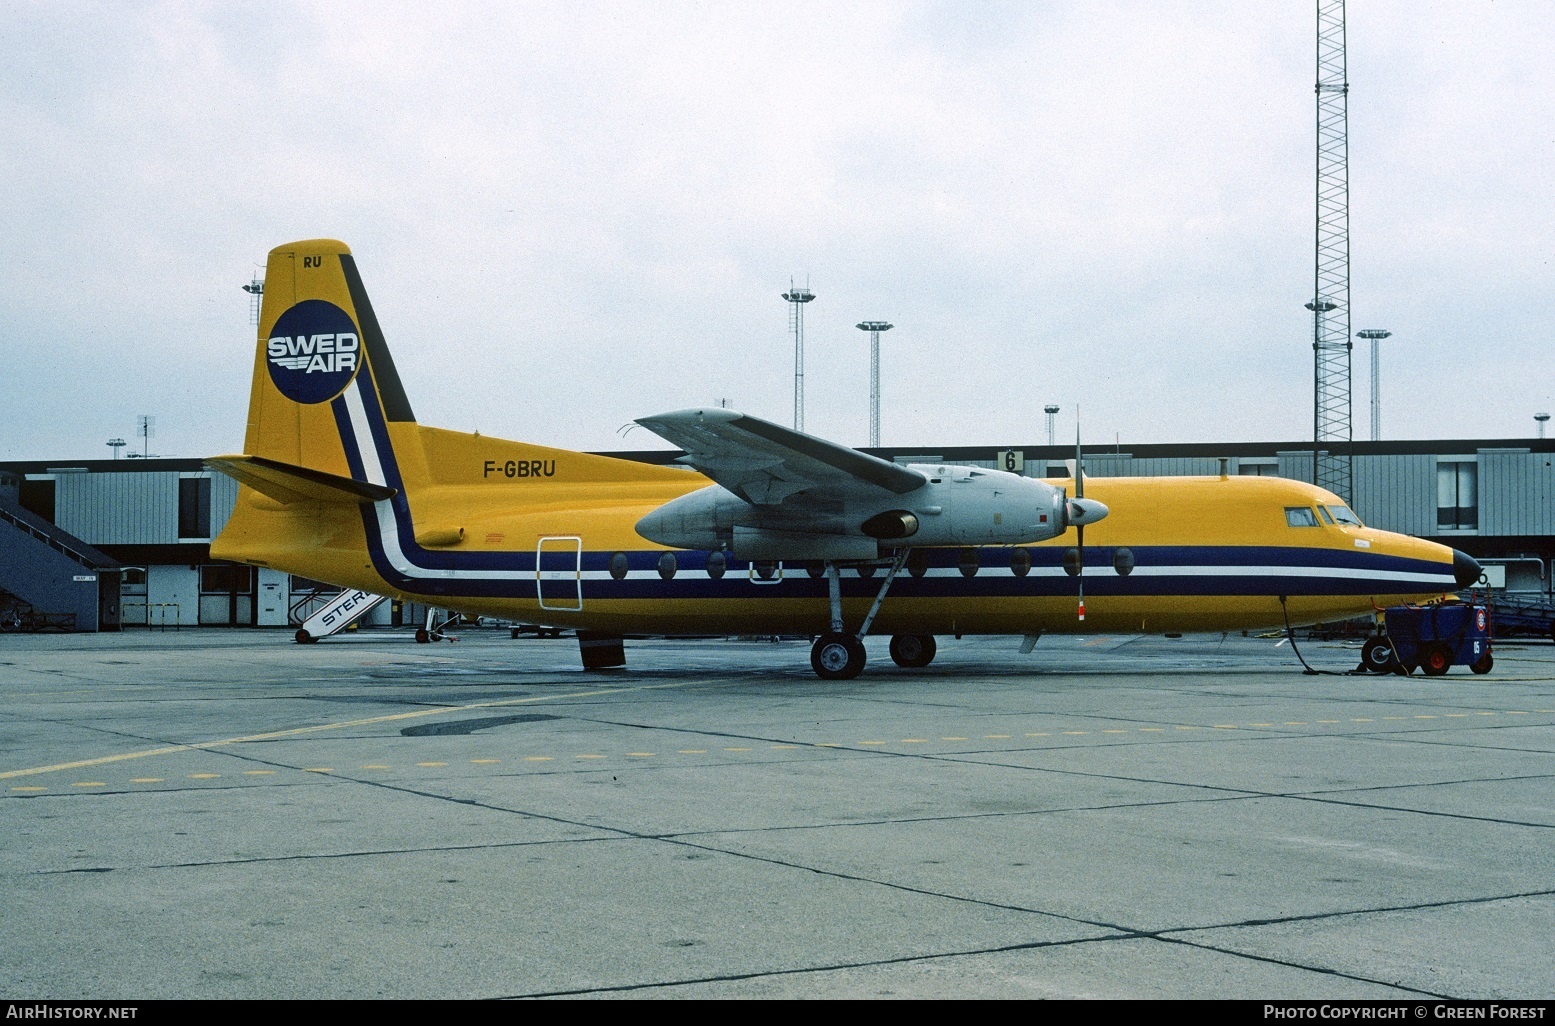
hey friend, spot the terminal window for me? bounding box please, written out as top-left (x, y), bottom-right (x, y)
top-left (1436, 461), bottom-right (1478, 530)
top-left (178, 477), bottom-right (211, 539)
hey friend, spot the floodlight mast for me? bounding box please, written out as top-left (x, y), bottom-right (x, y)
top-left (856, 321), bottom-right (892, 447)
top-left (1537, 413), bottom-right (1550, 440)
top-left (1044, 404), bottom-right (1060, 447)
top-left (1356, 329), bottom-right (1391, 440)
top-left (783, 282), bottom-right (815, 432)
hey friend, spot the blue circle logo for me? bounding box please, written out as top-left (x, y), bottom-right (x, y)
top-left (265, 300), bottom-right (362, 404)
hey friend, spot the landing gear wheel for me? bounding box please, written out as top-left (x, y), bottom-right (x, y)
top-left (889, 634), bottom-right (937, 668)
top-left (414, 627), bottom-right (431, 644)
top-left (294, 628), bottom-right (316, 645)
top-left (1470, 652), bottom-right (1494, 675)
top-left (1420, 643), bottom-right (1453, 676)
top-left (1360, 636), bottom-right (1395, 673)
top-left (811, 632), bottom-right (866, 680)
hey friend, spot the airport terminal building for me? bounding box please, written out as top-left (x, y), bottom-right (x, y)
top-left (3, 437), bottom-right (1551, 631)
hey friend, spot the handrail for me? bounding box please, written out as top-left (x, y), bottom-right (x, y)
top-left (0, 504), bottom-right (100, 569)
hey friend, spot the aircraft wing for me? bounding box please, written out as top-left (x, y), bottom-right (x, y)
top-left (634, 409), bottom-right (926, 505)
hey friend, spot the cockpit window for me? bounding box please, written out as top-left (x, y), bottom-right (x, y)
top-left (1328, 504), bottom-right (1364, 527)
top-left (1285, 506), bottom-right (1319, 528)
top-left (1316, 505), bottom-right (1335, 525)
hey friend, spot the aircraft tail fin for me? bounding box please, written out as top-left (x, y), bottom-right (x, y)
top-left (241, 239), bottom-right (417, 477)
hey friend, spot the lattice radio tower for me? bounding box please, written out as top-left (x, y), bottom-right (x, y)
top-left (1310, 0), bottom-right (1352, 501)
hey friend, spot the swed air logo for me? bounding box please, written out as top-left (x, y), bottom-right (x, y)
top-left (265, 299), bottom-right (362, 404)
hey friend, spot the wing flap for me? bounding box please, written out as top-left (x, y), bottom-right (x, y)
top-left (205, 455), bottom-right (397, 506)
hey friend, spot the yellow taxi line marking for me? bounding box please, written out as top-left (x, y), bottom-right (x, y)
top-left (1248, 723), bottom-right (1274, 727)
top-left (243, 770), bottom-right (275, 775)
top-left (1101, 730), bottom-right (1128, 734)
top-left (1351, 718), bottom-right (1374, 722)
top-left (72, 782), bottom-right (106, 788)
top-left (941, 737), bottom-right (969, 741)
top-left (1283, 722), bottom-right (1307, 725)
top-left (770, 745), bottom-right (798, 750)
top-left (1062, 731), bottom-right (1088, 735)
top-left (1138, 728), bottom-right (1164, 732)
top-left (302, 768), bottom-right (333, 773)
top-left (1316, 719), bottom-right (1340, 723)
top-left (0, 679), bottom-right (697, 780)
top-left (576, 755), bottom-right (605, 760)
top-left (416, 762), bottom-right (448, 767)
top-left (471, 759), bottom-right (500, 764)
top-left (1024, 733), bottom-right (1051, 737)
top-left (1174, 726), bottom-right (1199, 730)
top-left (130, 778), bottom-right (162, 783)
top-left (360, 764), bottom-right (390, 770)
top-left (900, 739), bottom-right (928, 743)
top-left (984, 734), bottom-right (1012, 739)
top-left (1213, 725), bottom-right (1238, 729)
top-left (626, 752), bottom-right (654, 757)
top-left (188, 773), bottom-right (220, 779)
top-left (1444, 714), bottom-right (1469, 718)
top-left (12, 785), bottom-right (46, 791)
top-left (1477, 712), bottom-right (1498, 716)
top-left (678, 749), bottom-right (707, 754)
top-left (724, 747), bottom-right (753, 752)
top-left (1382, 717), bottom-right (1407, 720)
top-left (1507, 711), bottom-right (1529, 715)
top-left (1414, 716), bottom-right (1438, 720)
top-left (523, 756), bottom-right (553, 762)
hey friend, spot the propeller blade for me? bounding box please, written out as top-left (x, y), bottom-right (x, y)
top-left (1077, 523), bottom-right (1086, 621)
top-left (1075, 413), bottom-right (1086, 620)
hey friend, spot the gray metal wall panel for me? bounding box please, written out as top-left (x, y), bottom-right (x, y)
top-left (1475, 451), bottom-right (1552, 537)
top-left (210, 473), bottom-right (238, 537)
top-left (55, 472), bottom-right (178, 544)
top-left (1277, 453), bottom-right (1314, 483)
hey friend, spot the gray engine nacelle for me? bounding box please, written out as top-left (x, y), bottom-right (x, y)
top-left (634, 464), bottom-right (1101, 557)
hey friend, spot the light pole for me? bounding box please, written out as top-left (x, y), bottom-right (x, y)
top-left (1044, 404), bottom-right (1060, 447)
top-left (1537, 413), bottom-right (1550, 440)
top-left (856, 321), bottom-right (892, 447)
top-left (782, 284), bottom-right (815, 432)
top-left (106, 438), bottom-right (126, 460)
top-left (1356, 329), bottom-right (1391, 440)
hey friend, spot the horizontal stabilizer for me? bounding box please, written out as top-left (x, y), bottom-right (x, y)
top-left (204, 454), bottom-right (397, 506)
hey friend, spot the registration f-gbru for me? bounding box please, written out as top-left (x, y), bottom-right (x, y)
top-left (208, 240), bottom-right (1481, 678)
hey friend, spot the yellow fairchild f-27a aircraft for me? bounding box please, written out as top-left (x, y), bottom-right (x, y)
top-left (209, 239), bottom-right (1481, 679)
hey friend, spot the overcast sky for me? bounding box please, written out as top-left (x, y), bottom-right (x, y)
top-left (2, 1), bottom-right (1551, 461)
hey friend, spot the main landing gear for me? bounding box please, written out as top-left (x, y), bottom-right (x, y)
top-left (808, 550), bottom-right (935, 680)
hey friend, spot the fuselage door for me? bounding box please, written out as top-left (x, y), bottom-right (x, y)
top-left (536, 536), bottom-right (583, 611)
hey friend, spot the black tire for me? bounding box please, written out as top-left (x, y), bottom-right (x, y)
top-left (414, 627), bottom-right (430, 644)
top-left (1420, 643), bottom-right (1452, 676)
top-left (810, 632), bottom-right (866, 680)
top-left (1470, 652), bottom-right (1494, 675)
top-left (1360, 636), bottom-right (1395, 673)
top-left (294, 628), bottom-right (316, 645)
top-left (889, 634), bottom-right (937, 668)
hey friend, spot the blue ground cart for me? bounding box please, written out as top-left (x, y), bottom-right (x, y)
top-left (1360, 602), bottom-right (1494, 675)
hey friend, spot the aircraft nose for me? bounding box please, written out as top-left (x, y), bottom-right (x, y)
top-left (1453, 549), bottom-right (1482, 590)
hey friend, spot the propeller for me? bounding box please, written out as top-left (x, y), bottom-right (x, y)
top-left (1062, 416), bottom-right (1109, 621)
top-left (1074, 425), bottom-right (1086, 620)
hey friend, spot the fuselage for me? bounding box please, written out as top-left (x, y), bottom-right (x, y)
top-left (212, 366), bottom-right (1466, 638)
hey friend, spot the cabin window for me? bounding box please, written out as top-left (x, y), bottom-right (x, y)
top-left (1316, 506), bottom-right (1335, 525)
top-left (1285, 507), bottom-right (1319, 528)
top-left (1329, 504), bottom-right (1364, 527)
top-left (1437, 461), bottom-right (1478, 530)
